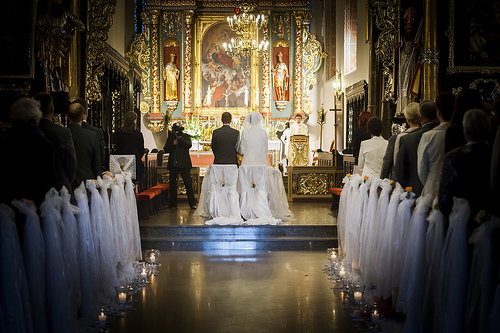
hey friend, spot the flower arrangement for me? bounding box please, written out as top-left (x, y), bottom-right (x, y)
top-left (184, 117), bottom-right (202, 141)
top-left (251, 180), bottom-right (255, 188)
top-left (221, 178), bottom-right (225, 187)
top-left (120, 162), bottom-right (125, 172)
top-left (405, 186), bottom-right (412, 199)
top-left (346, 173), bottom-right (351, 178)
top-left (364, 176), bottom-right (369, 183)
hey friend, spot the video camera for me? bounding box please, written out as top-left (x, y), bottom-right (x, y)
top-left (172, 122), bottom-right (184, 136)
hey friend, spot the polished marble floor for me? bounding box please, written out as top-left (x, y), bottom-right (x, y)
top-left (109, 251), bottom-right (360, 333)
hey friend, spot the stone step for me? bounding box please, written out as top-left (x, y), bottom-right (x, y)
top-left (140, 225), bottom-right (337, 251)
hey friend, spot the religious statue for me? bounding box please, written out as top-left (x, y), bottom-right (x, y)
top-left (164, 53), bottom-right (179, 101)
top-left (37, 1), bottom-right (85, 92)
top-left (396, 7), bottom-right (420, 115)
top-left (273, 52), bottom-right (289, 101)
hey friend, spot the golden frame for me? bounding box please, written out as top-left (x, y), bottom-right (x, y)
top-left (192, 14), bottom-right (262, 118)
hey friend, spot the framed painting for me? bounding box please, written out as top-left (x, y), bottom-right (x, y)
top-left (194, 15), bottom-right (260, 117)
top-left (448, 0), bottom-right (500, 73)
top-left (0, 0), bottom-right (36, 79)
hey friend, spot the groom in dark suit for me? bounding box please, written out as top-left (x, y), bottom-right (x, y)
top-left (211, 112), bottom-right (240, 165)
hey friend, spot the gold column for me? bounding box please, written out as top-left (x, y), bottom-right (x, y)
top-left (421, 0), bottom-right (439, 101)
top-left (293, 12), bottom-right (304, 115)
top-left (150, 10), bottom-right (161, 113)
top-left (183, 10), bottom-right (194, 115)
top-left (69, 0), bottom-right (80, 100)
top-left (261, 12), bottom-right (271, 114)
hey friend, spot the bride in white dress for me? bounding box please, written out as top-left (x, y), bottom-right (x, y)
top-left (238, 112), bottom-right (291, 224)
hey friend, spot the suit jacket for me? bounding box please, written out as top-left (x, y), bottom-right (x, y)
top-left (380, 134), bottom-right (397, 180)
top-left (38, 118), bottom-right (77, 192)
top-left (68, 123), bottom-right (101, 189)
top-left (439, 142), bottom-right (493, 222)
top-left (358, 136), bottom-right (388, 179)
top-left (395, 122), bottom-right (438, 196)
top-left (417, 122), bottom-right (450, 197)
top-left (82, 121), bottom-right (105, 169)
top-left (164, 131), bottom-right (193, 170)
top-left (0, 121), bottom-right (56, 207)
top-left (211, 125), bottom-right (240, 165)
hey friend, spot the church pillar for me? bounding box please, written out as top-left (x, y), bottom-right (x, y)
top-left (261, 11), bottom-right (271, 115)
top-left (293, 12), bottom-right (305, 115)
top-left (366, 5), bottom-right (379, 117)
top-left (421, 0), bottom-right (439, 101)
top-left (182, 10), bottom-right (194, 115)
top-left (149, 10), bottom-right (161, 113)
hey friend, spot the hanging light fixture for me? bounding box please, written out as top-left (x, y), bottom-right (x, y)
top-left (223, 3), bottom-right (268, 57)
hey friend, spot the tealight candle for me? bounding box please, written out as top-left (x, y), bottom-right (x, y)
top-left (118, 292), bottom-right (127, 304)
top-left (354, 291), bottom-right (362, 304)
top-left (372, 309), bottom-right (379, 324)
top-left (339, 267), bottom-right (345, 278)
top-left (141, 268), bottom-right (147, 279)
top-left (331, 252), bottom-right (336, 260)
top-left (98, 311), bottom-right (107, 327)
top-left (150, 253), bottom-right (156, 263)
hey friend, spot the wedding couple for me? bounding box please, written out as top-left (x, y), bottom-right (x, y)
top-left (211, 111), bottom-right (268, 166)
top-left (197, 111), bottom-right (291, 225)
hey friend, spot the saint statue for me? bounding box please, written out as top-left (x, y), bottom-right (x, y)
top-left (164, 52), bottom-right (179, 101)
top-left (273, 52), bottom-right (289, 101)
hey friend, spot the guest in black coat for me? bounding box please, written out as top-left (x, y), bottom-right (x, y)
top-left (444, 88), bottom-right (484, 154)
top-left (395, 100), bottom-right (439, 196)
top-left (34, 92), bottom-right (77, 193)
top-left (113, 111), bottom-right (145, 183)
top-left (67, 102), bottom-right (101, 189)
top-left (0, 97), bottom-right (56, 208)
top-left (352, 111), bottom-right (373, 171)
top-left (75, 98), bottom-right (106, 171)
top-left (439, 109), bottom-right (494, 234)
top-left (211, 111), bottom-right (240, 165)
top-left (163, 122), bottom-right (196, 209)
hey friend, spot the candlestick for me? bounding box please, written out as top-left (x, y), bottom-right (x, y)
top-left (98, 311), bottom-right (107, 328)
top-left (371, 309), bottom-right (379, 324)
top-left (118, 292), bottom-right (127, 304)
top-left (354, 291), bottom-right (362, 304)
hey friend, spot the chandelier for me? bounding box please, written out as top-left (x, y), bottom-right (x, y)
top-left (223, 4), bottom-right (268, 57)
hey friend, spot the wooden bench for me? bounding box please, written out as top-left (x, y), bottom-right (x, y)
top-left (136, 183), bottom-right (170, 220)
top-left (329, 187), bottom-right (342, 211)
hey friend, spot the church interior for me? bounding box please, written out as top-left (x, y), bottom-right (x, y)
top-left (1, 0), bottom-right (499, 332)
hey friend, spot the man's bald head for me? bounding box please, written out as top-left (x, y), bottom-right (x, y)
top-left (67, 102), bottom-right (84, 124)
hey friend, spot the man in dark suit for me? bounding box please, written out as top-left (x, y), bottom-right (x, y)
top-left (75, 98), bottom-right (106, 172)
top-left (67, 102), bottom-right (101, 189)
top-left (211, 111), bottom-right (240, 165)
top-left (395, 100), bottom-right (439, 196)
top-left (163, 122), bottom-right (196, 209)
top-left (439, 109), bottom-right (494, 233)
top-left (0, 97), bottom-right (56, 208)
top-left (34, 92), bottom-right (77, 193)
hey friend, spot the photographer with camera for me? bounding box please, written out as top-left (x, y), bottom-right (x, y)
top-left (163, 122), bottom-right (197, 209)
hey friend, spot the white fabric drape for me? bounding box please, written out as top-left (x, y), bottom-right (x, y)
top-left (124, 172), bottom-right (142, 261)
top-left (436, 198), bottom-right (470, 333)
top-left (346, 178), bottom-right (369, 271)
top-left (238, 165), bottom-right (281, 225)
top-left (0, 203), bottom-right (34, 333)
top-left (40, 188), bottom-right (78, 332)
top-left (12, 199), bottom-right (47, 333)
top-left (266, 167), bottom-right (292, 220)
top-left (74, 182), bottom-right (99, 318)
top-left (204, 165), bottom-right (243, 225)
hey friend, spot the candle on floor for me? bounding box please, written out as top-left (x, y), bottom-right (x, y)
top-left (98, 311), bottom-right (107, 327)
top-left (150, 253), bottom-right (156, 263)
top-left (141, 268), bottom-right (147, 279)
top-left (354, 291), bottom-right (362, 304)
top-left (371, 309), bottom-right (379, 324)
top-left (331, 252), bottom-right (336, 261)
top-left (339, 267), bottom-right (345, 278)
top-left (118, 292), bottom-right (127, 304)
